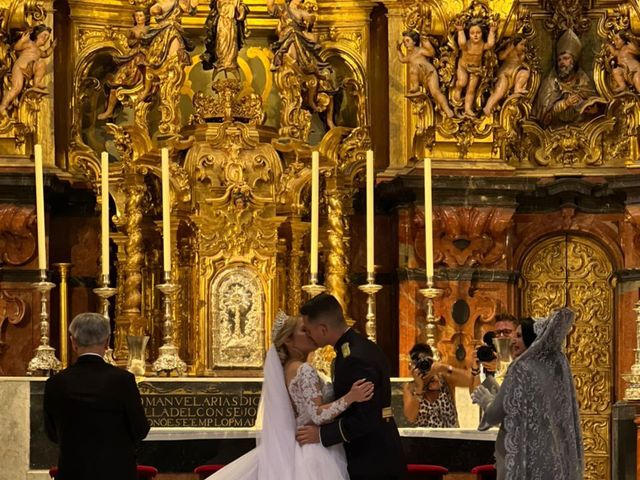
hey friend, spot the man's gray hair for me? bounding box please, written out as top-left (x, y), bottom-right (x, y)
top-left (69, 313), bottom-right (110, 347)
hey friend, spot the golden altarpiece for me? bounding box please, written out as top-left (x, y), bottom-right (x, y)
top-left (3, 0), bottom-right (640, 478)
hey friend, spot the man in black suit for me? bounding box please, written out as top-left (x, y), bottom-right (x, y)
top-left (44, 312), bottom-right (150, 480)
top-left (296, 294), bottom-right (406, 480)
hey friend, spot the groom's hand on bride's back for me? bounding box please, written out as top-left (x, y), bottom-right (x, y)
top-left (296, 425), bottom-right (320, 445)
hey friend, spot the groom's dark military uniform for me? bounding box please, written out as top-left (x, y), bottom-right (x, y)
top-left (320, 328), bottom-right (406, 479)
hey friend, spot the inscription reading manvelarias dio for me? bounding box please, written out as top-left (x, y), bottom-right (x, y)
top-left (139, 382), bottom-right (262, 428)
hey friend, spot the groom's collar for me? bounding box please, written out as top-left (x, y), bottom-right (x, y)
top-left (334, 328), bottom-right (353, 356)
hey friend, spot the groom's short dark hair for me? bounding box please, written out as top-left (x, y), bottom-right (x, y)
top-left (300, 293), bottom-right (345, 327)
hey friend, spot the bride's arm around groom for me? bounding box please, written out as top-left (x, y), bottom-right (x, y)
top-left (297, 293), bottom-right (406, 480)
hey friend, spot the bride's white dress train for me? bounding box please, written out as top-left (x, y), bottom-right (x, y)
top-left (206, 347), bottom-right (348, 480)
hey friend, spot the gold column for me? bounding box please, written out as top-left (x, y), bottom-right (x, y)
top-left (386, 1), bottom-right (411, 171)
top-left (324, 186), bottom-right (354, 324)
top-left (112, 232), bottom-right (128, 362)
top-left (121, 177), bottom-right (146, 337)
top-left (288, 221), bottom-right (309, 315)
top-left (54, 263), bottom-right (72, 369)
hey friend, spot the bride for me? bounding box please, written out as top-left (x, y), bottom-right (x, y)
top-left (207, 311), bottom-right (374, 479)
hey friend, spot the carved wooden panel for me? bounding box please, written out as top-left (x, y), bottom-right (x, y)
top-left (0, 205), bottom-right (37, 267)
top-left (521, 234), bottom-right (613, 480)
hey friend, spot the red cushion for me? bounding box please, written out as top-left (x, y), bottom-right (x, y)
top-left (136, 465), bottom-right (158, 478)
top-left (407, 464), bottom-right (449, 474)
top-left (50, 465), bottom-right (157, 479)
top-left (195, 465), bottom-right (226, 477)
top-left (471, 465), bottom-right (496, 473)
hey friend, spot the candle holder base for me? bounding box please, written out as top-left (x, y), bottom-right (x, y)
top-left (419, 286), bottom-right (444, 362)
top-left (27, 345), bottom-right (62, 376)
top-left (302, 282), bottom-right (326, 297)
top-left (623, 373), bottom-right (640, 401)
top-left (94, 284), bottom-right (117, 366)
top-left (27, 279), bottom-right (61, 376)
top-left (152, 281), bottom-right (186, 376)
top-left (358, 281), bottom-right (382, 342)
top-left (153, 344), bottom-right (187, 376)
top-left (418, 287), bottom-right (443, 300)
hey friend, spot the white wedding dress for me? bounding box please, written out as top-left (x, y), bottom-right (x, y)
top-left (206, 346), bottom-right (349, 480)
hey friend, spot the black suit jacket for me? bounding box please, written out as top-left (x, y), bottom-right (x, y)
top-left (320, 329), bottom-right (406, 477)
top-left (44, 355), bottom-right (151, 480)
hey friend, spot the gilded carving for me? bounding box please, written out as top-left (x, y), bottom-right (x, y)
top-left (268, 0), bottom-right (339, 140)
top-left (399, 0), bottom-right (540, 158)
top-left (190, 80), bottom-right (262, 125)
top-left (0, 204), bottom-right (36, 266)
top-left (97, 10), bottom-right (149, 120)
top-left (521, 235), bottom-right (613, 480)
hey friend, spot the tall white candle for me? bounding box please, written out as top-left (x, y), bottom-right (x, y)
top-left (424, 157), bottom-right (434, 283)
top-left (310, 151), bottom-right (319, 276)
top-left (366, 150), bottom-right (375, 274)
top-left (161, 148), bottom-right (171, 273)
top-left (101, 152), bottom-right (110, 277)
top-left (34, 145), bottom-right (46, 271)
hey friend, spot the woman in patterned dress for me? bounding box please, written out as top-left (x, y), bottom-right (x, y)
top-left (402, 343), bottom-right (472, 428)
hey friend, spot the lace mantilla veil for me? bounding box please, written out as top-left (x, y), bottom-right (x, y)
top-left (254, 311), bottom-right (297, 480)
top-left (501, 308), bottom-right (584, 480)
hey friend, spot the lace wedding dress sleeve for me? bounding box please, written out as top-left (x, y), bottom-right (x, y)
top-left (288, 363), bottom-right (349, 426)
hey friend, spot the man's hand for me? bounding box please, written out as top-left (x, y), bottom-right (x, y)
top-left (471, 385), bottom-right (494, 410)
top-left (296, 425), bottom-right (320, 445)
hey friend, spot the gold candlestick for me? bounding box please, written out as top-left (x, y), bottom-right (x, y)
top-left (27, 270), bottom-right (61, 376)
top-left (54, 263), bottom-right (72, 369)
top-left (418, 283), bottom-right (443, 361)
top-left (152, 271), bottom-right (186, 376)
top-left (94, 274), bottom-right (117, 365)
top-left (358, 272), bottom-right (382, 342)
top-left (623, 299), bottom-right (640, 400)
top-left (302, 273), bottom-right (326, 297)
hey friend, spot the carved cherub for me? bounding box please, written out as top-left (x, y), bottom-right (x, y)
top-left (607, 31), bottom-right (640, 94)
top-left (483, 36), bottom-right (530, 116)
top-left (0, 25), bottom-right (56, 116)
top-left (397, 30), bottom-right (454, 118)
top-left (97, 9), bottom-right (149, 120)
top-left (452, 18), bottom-right (497, 117)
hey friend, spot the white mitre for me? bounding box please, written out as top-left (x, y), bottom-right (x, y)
top-left (557, 29), bottom-right (582, 60)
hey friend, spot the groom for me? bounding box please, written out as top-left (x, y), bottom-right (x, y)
top-left (296, 293), bottom-right (406, 479)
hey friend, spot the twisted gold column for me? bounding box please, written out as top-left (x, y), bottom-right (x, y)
top-left (325, 188), bottom-right (353, 325)
top-left (121, 178), bottom-right (146, 337)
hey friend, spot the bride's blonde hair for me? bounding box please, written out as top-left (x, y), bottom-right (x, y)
top-left (272, 313), bottom-right (300, 364)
